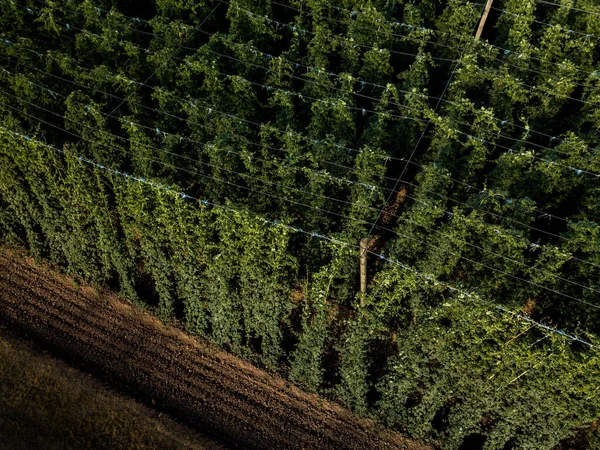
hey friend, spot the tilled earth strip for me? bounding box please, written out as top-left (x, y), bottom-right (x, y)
top-left (0, 248), bottom-right (428, 450)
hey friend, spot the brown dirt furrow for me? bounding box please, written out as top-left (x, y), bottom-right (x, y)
top-left (0, 273), bottom-right (333, 444)
top-left (0, 254), bottom-right (357, 428)
top-left (0, 328), bottom-right (227, 450)
top-left (0, 285), bottom-right (301, 448)
top-left (0, 256), bottom-right (368, 439)
top-left (0, 256), bottom-right (326, 420)
top-left (0, 247), bottom-right (428, 450)
top-left (0, 283), bottom-right (315, 448)
top-left (0, 256), bottom-right (380, 449)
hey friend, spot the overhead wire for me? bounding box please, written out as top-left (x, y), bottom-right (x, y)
top-left (1, 125), bottom-right (597, 350)
top-left (180, 32), bottom-right (600, 158)
top-left (17, 0), bottom-right (600, 93)
top-left (490, 5), bottom-right (597, 39)
top-left (474, 63), bottom-right (600, 108)
top-left (8, 67), bottom-right (600, 274)
top-left (0, 61), bottom-right (389, 195)
top-left (243, 0), bottom-right (600, 88)
top-left (51, 37), bottom-right (600, 180)
top-left (532, 0), bottom-right (600, 17)
top-left (265, 0), bottom-right (464, 52)
top-left (101, 0), bottom-right (222, 118)
top-left (207, 2), bottom-right (457, 63)
top-left (38, 16), bottom-right (600, 171)
top-left (6, 62), bottom-right (595, 260)
top-left (3, 95), bottom-right (600, 310)
top-left (7, 31), bottom-right (596, 183)
top-left (450, 0), bottom-right (600, 80)
top-left (170, 49), bottom-right (600, 168)
top-left (0, 47), bottom-right (593, 241)
top-left (0, 98), bottom-right (372, 227)
top-left (10, 0), bottom-right (600, 161)
top-left (9, 79), bottom-right (600, 292)
top-left (0, 52), bottom-right (406, 190)
top-left (232, 3), bottom-right (600, 108)
top-left (0, 90), bottom-right (383, 221)
top-left (0, 48), bottom-right (591, 232)
top-left (5, 3), bottom-right (600, 288)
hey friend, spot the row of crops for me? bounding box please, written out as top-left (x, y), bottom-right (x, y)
top-left (0, 0), bottom-right (599, 447)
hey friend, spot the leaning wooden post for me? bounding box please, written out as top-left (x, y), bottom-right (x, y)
top-left (475, 0), bottom-right (494, 40)
top-left (360, 238), bottom-right (369, 307)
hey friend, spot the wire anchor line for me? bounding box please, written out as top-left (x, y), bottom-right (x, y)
top-left (1, 50), bottom-right (593, 230)
top-left (8, 75), bottom-right (600, 279)
top-left (1, 126), bottom-right (597, 350)
top-left (365, 0), bottom-right (489, 239)
top-left (6, 95), bottom-right (600, 313)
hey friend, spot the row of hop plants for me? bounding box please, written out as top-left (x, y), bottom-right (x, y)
top-left (1, 0), bottom-right (599, 447)
top-left (1, 130), bottom-right (599, 449)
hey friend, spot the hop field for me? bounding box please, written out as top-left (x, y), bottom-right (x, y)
top-left (0, 0), bottom-right (599, 448)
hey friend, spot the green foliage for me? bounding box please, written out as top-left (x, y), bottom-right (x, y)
top-left (1, 0), bottom-right (600, 447)
top-left (289, 252), bottom-right (338, 391)
top-left (335, 311), bottom-right (372, 415)
top-left (377, 293), bottom-right (600, 450)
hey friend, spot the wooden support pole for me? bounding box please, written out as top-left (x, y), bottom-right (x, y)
top-left (475, 0), bottom-right (494, 40)
top-left (360, 238), bottom-right (369, 307)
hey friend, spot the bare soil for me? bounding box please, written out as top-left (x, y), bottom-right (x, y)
top-left (0, 327), bottom-right (225, 450)
top-left (0, 247), bottom-right (429, 450)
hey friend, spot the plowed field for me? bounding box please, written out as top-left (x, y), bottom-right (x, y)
top-left (0, 247), bottom-right (428, 450)
top-left (0, 327), bottom-right (226, 450)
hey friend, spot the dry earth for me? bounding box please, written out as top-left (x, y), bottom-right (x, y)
top-left (0, 327), bottom-right (226, 449)
top-left (0, 247), bottom-right (430, 450)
